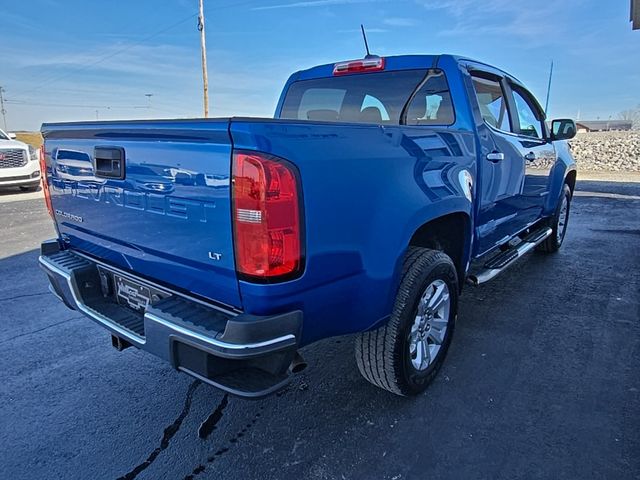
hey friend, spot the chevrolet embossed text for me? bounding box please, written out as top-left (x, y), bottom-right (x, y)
top-left (52, 180), bottom-right (217, 223)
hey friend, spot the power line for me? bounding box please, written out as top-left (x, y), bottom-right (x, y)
top-left (5, 0), bottom-right (266, 124)
top-left (19, 13), bottom-right (182, 92)
top-left (16, 0), bottom-right (264, 98)
top-left (5, 99), bottom-right (147, 109)
top-left (17, 12), bottom-right (199, 97)
top-left (5, 97), bottom-right (189, 116)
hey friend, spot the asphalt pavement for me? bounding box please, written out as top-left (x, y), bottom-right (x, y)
top-left (0, 179), bottom-right (638, 480)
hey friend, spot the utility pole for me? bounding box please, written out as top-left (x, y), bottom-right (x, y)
top-left (145, 93), bottom-right (154, 111)
top-left (198, 0), bottom-right (209, 118)
top-left (0, 86), bottom-right (7, 131)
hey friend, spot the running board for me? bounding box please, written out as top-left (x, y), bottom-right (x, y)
top-left (467, 227), bottom-right (552, 286)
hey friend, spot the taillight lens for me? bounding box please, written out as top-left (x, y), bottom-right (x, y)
top-left (232, 151), bottom-right (303, 281)
top-left (40, 145), bottom-right (54, 218)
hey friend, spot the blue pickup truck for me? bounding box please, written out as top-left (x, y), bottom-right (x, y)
top-left (39, 54), bottom-right (577, 398)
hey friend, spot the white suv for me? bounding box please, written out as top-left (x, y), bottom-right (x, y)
top-left (0, 129), bottom-right (41, 191)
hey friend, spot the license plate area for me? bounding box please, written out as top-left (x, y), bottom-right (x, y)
top-left (115, 275), bottom-right (152, 312)
top-left (97, 266), bottom-right (168, 314)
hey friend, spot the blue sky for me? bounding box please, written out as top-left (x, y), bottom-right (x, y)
top-left (1, 0), bottom-right (638, 131)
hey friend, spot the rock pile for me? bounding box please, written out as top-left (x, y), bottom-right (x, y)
top-left (569, 131), bottom-right (639, 172)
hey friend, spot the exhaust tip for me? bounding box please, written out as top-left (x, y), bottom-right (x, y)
top-left (289, 352), bottom-right (307, 374)
top-left (111, 335), bottom-right (132, 352)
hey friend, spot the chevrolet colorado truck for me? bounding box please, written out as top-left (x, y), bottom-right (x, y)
top-left (0, 129), bottom-right (41, 191)
top-left (38, 54), bottom-right (577, 398)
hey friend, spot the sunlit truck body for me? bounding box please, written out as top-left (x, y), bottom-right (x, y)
top-left (39, 55), bottom-right (577, 398)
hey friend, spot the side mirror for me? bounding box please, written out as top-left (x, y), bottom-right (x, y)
top-left (551, 119), bottom-right (576, 141)
top-left (8, 132), bottom-right (16, 139)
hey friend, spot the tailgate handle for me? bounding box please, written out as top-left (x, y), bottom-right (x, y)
top-left (94, 147), bottom-right (125, 179)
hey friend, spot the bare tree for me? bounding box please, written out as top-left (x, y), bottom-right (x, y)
top-left (619, 104), bottom-right (640, 129)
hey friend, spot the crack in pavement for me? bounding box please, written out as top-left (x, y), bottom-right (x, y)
top-left (0, 316), bottom-right (83, 345)
top-left (198, 394), bottom-right (229, 440)
top-left (183, 384), bottom-right (298, 479)
top-left (184, 405), bottom-right (266, 480)
top-left (0, 291), bottom-right (50, 303)
top-left (116, 380), bottom-right (202, 480)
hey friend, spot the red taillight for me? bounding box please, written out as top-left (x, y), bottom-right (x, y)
top-left (39, 145), bottom-right (54, 218)
top-left (333, 57), bottom-right (385, 75)
top-left (232, 151), bottom-right (303, 281)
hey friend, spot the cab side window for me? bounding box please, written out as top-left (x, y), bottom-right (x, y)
top-left (470, 74), bottom-right (511, 132)
top-left (511, 87), bottom-right (544, 139)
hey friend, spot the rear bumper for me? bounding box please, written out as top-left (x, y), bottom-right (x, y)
top-left (39, 239), bottom-right (303, 398)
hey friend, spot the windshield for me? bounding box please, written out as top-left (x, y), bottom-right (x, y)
top-left (280, 70), bottom-right (430, 125)
top-left (0, 129), bottom-right (9, 140)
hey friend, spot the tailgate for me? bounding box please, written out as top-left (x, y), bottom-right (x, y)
top-left (41, 119), bottom-right (241, 309)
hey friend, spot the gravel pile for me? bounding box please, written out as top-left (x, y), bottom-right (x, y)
top-left (528, 131), bottom-right (639, 171)
top-left (569, 131), bottom-right (639, 172)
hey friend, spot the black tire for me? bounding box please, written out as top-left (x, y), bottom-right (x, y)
top-left (537, 184), bottom-right (571, 253)
top-left (19, 184), bottom-right (40, 192)
top-left (355, 247), bottom-right (458, 396)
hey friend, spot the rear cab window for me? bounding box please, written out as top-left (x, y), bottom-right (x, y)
top-left (280, 69), bottom-right (455, 126)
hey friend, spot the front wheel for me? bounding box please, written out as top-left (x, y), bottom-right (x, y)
top-left (355, 247), bottom-right (458, 396)
top-left (538, 184), bottom-right (572, 253)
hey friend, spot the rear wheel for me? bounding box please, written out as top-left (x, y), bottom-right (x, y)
top-left (355, 247), bottom-right (458, 396)
top-left (538, 184), bottom-right (571, 253)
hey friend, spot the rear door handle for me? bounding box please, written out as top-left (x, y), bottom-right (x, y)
top-left (524, 152), bottom-right (536, 162)
top-left (94, 147), bottom-right (126, 179)
top-left (486, 152), bottom-right (505, 163)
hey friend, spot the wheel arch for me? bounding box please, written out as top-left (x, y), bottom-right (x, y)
top-left (407, 211), bottom-right (472, 289)
top-left (564, 169), bottom-right (577, 195)
top-left (544, 157), bottom-right (577, 215)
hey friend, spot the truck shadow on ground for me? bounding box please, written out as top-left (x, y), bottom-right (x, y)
top-left (163, 258), bottom-right (557, 480)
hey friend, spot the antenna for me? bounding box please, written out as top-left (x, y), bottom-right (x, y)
top-left (544, 60), bottom-right (554, 115)
top-left (360, 24), bottom-right (376, 59)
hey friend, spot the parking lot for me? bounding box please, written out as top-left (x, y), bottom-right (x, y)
top-left (1, 179), bottom-right (638, 480)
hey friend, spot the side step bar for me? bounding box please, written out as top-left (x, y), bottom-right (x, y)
top-left (467, 227), bottom-right (552, 286)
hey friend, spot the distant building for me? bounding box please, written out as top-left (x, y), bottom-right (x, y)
top-left (576, 120), bottom-right (633, 132)
top-left (633, 0), bottom-right (639, 29)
